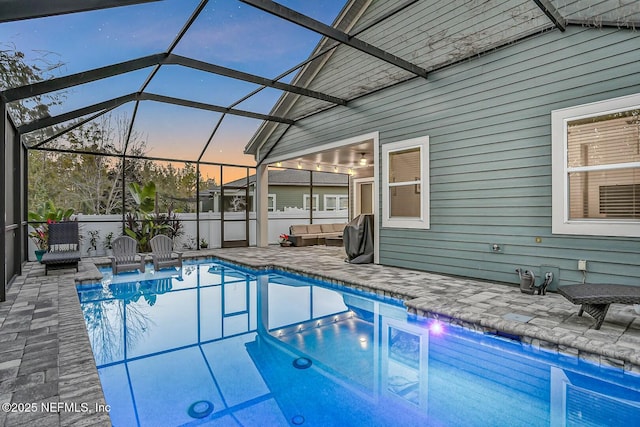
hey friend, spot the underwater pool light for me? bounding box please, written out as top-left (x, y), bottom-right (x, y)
top-left (187, 400), bottom-right (214, 419)
top-left (430, 320), bottom-right (444, 335)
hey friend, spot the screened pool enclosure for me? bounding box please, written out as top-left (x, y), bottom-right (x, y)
top-left (2, 0), bottom-right (638, 301)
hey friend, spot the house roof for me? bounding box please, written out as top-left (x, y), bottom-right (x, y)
top-left (244, 0), bottom-right (640, 163)
top-left (1, 1), bottom-right (638, 166)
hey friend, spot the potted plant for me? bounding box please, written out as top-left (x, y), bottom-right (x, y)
top-left (28, 223), bottom-right (48, 262)
top-left (279, 233), bottom-right (292, 247)
top-left (104, 231), bottom-right (114, 256)
top-left (182, 235), bottom-right (196, 250)
top-left (87, 230), bottom-right (100, 256)
top-left (200, 238), bottom-right (208, 249)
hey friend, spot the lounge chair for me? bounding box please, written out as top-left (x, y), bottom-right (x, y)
top-left (109, 235), bottom-right (145, 274)
top-left (558, 284), bottom-right (640, 329)
top-left (149, 235), bottom-right (183, 271)
top-left (41, 221), bottom-right (81, 275)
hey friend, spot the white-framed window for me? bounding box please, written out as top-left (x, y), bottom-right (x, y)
top-left (382, 136), bottom-right (429, 229)
top-left (303, 194), bottom-right (319, 211)
top-left (324, 194), bottom-right (349, 211)
top-left (267, 194), bottom-right (276, 212)
top-left (552, 93), bottom-right (640, 236)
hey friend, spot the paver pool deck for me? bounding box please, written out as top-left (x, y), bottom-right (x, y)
top-left (1, 245), bottom-right (639, 426)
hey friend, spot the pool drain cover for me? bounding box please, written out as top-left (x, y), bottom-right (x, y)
top-left (188, 400), bottom-right (214, 418)
top-left (293, 357), bottom-right (312, 369)
top-left (291, 415), bottom-right (305, 425)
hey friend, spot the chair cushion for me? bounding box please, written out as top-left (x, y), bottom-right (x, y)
top-left (41, 250), bottom-right (81, 265)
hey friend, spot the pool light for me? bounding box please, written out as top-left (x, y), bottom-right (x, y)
top-left (187, 400), bottom-right (214, 419)
top-left (293, 357), bottom-right (312, 369)
top-left (359, 336), bottom-right (368, 350)
top-left (430, 320), bottom-right (444, 335)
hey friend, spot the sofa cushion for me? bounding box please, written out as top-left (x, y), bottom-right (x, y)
top-left (320, 224), bottom-right (335, 233)
top-left (290, 224), bottom-right (308, 235)
top-left (307, 224), bottom-right (322, 234)
top-left (323, 232), bottom-right (343, 238)
top-left (332, 223), bottom-right (346, 233)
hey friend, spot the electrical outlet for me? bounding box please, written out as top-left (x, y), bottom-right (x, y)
top-left (578, 260), bottom-right (587, 271)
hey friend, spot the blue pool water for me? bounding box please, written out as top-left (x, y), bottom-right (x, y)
top-left (77, 260), bottom-right (640, 426)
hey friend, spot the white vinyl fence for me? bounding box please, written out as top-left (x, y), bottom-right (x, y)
top-left (27, 210), bottom-right (349, 260)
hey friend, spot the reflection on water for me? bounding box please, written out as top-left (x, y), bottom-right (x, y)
top-left (78, 260), bottom-right (640, 427)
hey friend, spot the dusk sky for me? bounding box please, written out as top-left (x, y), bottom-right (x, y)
top-left (1, 0), bottom-right (348, 175)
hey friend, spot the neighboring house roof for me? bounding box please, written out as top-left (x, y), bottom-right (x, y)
top-left (209, 169), bottom-right (348, 192)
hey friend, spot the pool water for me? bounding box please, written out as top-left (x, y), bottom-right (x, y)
top-left (77, 260), bottom-right (640, 426)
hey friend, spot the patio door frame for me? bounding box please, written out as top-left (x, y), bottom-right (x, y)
top-left (352, 177), bottom-right (375, 218)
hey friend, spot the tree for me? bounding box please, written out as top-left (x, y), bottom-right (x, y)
top-left (0, 43), bottom-right (64, 124)
top-left (2, 45), bottom-right (216, 216)
top-left (63, 113), bottom-right (148, 214)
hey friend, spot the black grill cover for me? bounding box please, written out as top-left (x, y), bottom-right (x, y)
top-left (343, 214), bottom-right (374, 264)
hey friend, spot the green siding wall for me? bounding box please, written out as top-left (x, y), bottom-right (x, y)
top-left (263, 27), bottom-right (640, 288)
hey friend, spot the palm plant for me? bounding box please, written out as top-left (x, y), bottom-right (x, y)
top-left (124, 181), bottom-right (182, 252)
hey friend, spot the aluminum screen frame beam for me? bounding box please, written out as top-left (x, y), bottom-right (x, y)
top-left (167, 54), bottom-right (347, 106)
top-left (2, 52), bottom-right (344, 107)
top-left (240, 0), bottom-right (428, 79)
top-left (0, 0), bottom-right (160, 23)
top-left (17, 94), bottom-right (138, 134)
top-left (139, 93), bottom-right (294, 124)
top-left (18, 91), bottom-right (293, 134)
top-left (531, 0), bottom-right (567, 31)
top-left (1, 54), bottom-right (167, 103)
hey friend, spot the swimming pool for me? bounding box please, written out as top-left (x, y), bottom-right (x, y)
top-left (77, 259), bottom-right (640, 426)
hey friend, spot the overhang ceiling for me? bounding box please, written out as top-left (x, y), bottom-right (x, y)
top-left (1, 0), bottom-right (638, 168)
top-left (272, 138), bottom-right (374, 176)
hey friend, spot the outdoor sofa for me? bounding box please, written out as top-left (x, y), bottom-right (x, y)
top-left (288, 223), bottom-right (346, 247)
